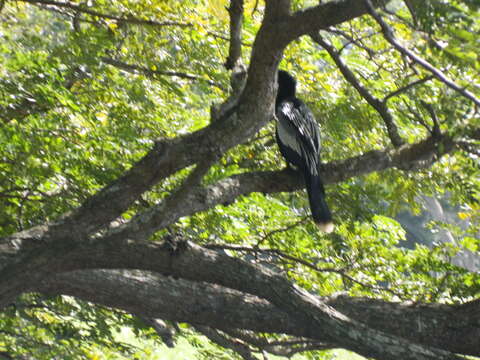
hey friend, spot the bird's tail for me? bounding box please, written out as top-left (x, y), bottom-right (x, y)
top-left (304, 172), bottom-right (334, 233)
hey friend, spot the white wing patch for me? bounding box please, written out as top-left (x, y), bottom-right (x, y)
top-left (276, 101), bottom-right (320, 176)
top-left (276, 117), bottom-right (302, 155)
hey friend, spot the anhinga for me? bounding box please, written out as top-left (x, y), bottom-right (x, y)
top-left (275, 70), bottom-right (334, 233)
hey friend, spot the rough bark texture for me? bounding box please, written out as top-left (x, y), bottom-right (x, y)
top-left (36, 267), bottom-right (480, 357)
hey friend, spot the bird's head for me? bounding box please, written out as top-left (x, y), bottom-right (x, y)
top-left (276, 70), bottom-right (297, 105)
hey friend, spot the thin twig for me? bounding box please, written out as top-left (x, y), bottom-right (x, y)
top-left (364, 0), bottom-right (480, 108)
top-left (194, 326), bottom-right (256, 360)
top-left (256, 218), bottom-right (308, 247)
top-left (101, 57), bottom-right (223, 89)
top-left (205, 243), bottom-right (403, 297)
top-left (205, 30), bottom-right (252, 47)
top-left (327, 28), bottom-right (377, 57)
top-left (383, 76), bottom-right (434, 103)
top-left (419, 101), bottom-right (441, 137)
top-left (22, 0), bottom-right (193, 28)
top-left (311, 32), bottom-right (404, 147)
top-left (401, 99), bottom-right (433, 134)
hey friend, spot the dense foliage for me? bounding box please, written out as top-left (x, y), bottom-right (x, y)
top-left (0, 0), bottom-right (479, 359)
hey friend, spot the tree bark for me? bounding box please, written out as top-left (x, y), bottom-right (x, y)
top-left (36, 268), bottom-right (480, 357)
top-left (1, 1), bottom-right (478, 359)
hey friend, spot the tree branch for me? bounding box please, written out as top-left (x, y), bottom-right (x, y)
top-left (325, 28), bottom-right (378, 56)
top-left (37, 269), bottom-right (304, 338)
top-left (194, 326), bottom-right (256, 360)
top-left (383, 76), bottom-right (434, 103)
top-left (225, 0), bottom-right (244, 70)
top-left (110, 157), bottom-right (218, 241)
top-left (364, 0), bottom-right (480, 108)
top-left (47, 241), bottom-right (464, 359)
top-left (311, 33), bottom-right (404, 147)
top-left (34, 251), bottom-right (480, 357)
top-left (21, 0), bottom-right (193, 28)
top-left (0, 130), bottom-right (462, 266)
top-left (101, 57), bottom-right (223, 89)
top-left (285, 0), bottom-right (389, 41)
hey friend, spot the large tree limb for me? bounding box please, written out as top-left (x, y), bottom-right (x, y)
top-left (36, 269), bottom-right (307, 338)
top-left (2, 0), bottom-right (396, 243)
top-left (19, 240), bottom-right (457, 360)
top-left (34, 257), bottom-right (480, 357)
top-left (0, 131), bottom-right (461, 264)
top-left (284, 0), bottom-right (388, 41)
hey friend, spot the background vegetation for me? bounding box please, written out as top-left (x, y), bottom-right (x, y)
top-left (0, 0), bottom-right (479, 359)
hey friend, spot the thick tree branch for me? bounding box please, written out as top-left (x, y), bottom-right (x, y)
top-left (284, 0), bottom-right (389, 41)
top-left (1, 0), bottom-right (402, 250)
top-left (34, 253), bottom-right (480, 357)
top-left (311, 33), bottom-right (404, 147)
top-left (35, 241), bottom-right (458, 360)
top-left (364, 0), bottom-right (480, 108)
top-left (37, 269), bottom-right (304, 338)
top-left (225, 0), bottom-right (244, 70)
top-left (0, 131), bottom-right (462, 265)
top-left (111, 158), bottom-right (218, 241)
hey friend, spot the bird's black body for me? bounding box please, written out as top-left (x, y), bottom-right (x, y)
top-left (275, 70), bottom-right (334, 232)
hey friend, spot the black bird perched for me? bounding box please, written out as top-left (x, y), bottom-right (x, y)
top-left (275, 70), bottom-right (334, 233)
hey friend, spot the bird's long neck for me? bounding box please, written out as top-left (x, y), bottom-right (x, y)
top-left (276, 87), bottom-right (295, 106)
top-left (276, 71), bottom-right (297, 106)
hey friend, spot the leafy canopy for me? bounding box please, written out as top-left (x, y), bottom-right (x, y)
top-left (0, 0), bottom-right (479, 359)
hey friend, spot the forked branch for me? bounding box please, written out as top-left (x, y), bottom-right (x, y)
top-left (364, 0), bottom-right (480, 107)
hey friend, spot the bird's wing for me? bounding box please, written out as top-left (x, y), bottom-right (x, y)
top-left (276, 99), bottom-right (321, 175)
